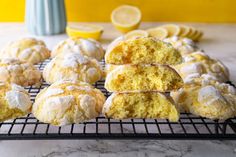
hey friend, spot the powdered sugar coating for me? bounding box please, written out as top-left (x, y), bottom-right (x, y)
top-left (5, 84), bottom-right (32, 111)
top-left (0, 38), bottom-right (50, 64)
top-left (0, 58), bottom-right (41, 86)
top-left (32, 80), bottom-right (105, 126)
top-left (174, 52), bottom-right (230, 82)
top-left (170, 74), bottom-right (236, 120)
top-left (43, 52), bottom-right (103, 84)
top-left (51, 38), bottom-right (104, 61)
top-left (198, 85), bottom-right (225, 106)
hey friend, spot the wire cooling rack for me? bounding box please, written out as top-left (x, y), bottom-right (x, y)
top-left (0, 59), bottom-right (236, 140)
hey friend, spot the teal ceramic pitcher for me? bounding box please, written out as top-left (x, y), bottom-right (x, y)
top-left (25, 0), bottom-right (67, 35)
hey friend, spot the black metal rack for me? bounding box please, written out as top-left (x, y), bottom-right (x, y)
top-left (0, 60), bottom-right (236, 140)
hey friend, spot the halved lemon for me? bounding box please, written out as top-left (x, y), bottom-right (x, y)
top-left (124, 30), bottom-right (148, 39)
top-left (66, 24), bottom-right (103, 40)
top-left (146, 27), bottom-right (168, 40)
top-left (161, 24), bottom-right (181, 37)
top-left (111, 5), bottom-right (142, 33)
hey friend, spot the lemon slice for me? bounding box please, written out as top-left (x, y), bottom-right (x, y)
top-left (111, 5), bottom-right (142, 33)
top-left (193, 30), bottom-right (203, 41)
top-left (185, 26), bottom-right (196, 39)
top-left (66, 24), bottom-right (103, 40)
top-left (190, 29), bottom-right (199, 40)
top-left (124, 30), bottom-right (148, 39)
top-left (146, 27), bottom-right (168, 39)
top-left (161, 24), bottom-right (181, 37)
top-left (179, 25), bottom-right (190, 37)
top-left (191, 30), bottom-right (200, 41)
top-left (188, 27), bottom-right (198, 39)
top-left (197, 31), bottom-right (203, 41)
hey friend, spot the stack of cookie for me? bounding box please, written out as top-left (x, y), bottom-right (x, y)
top-left (103, 37), bottom-right (184, 122)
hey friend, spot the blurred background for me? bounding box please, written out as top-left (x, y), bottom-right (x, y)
top-left (0, 0), bottom-right (236, 23)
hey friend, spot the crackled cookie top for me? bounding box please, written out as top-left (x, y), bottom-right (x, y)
top-left (170, 74), bottom-right (236, 120)
top-left (43, 52), bottom-right (103, 84)
top-left (0, 38), bottom-right (50, 64)
top-left (0, 58), bottom-right (41, 86)
top-left (51, 37), bottom-right (104, 61)
top-left (32, 80), bottom-right (105, 126)
top-left (174, 51), bottom-right (229, 82)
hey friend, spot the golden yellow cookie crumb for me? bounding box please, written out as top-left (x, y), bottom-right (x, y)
top-left (105, 37), bottom-right (182, 65)
top-left (103, 92), bottom-right (179, 122)
top-left (105, 64), bottom-right (183, 92)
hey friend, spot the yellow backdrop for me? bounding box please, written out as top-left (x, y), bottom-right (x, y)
top-left (0, 0), bottom-right (236, 22)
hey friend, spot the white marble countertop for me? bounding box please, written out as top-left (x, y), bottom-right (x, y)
top-left (0, 22), bottom-right (236, 157)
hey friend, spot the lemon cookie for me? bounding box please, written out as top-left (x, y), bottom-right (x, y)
top-left (174, 51), bottom-right (229, 82)
top-left (105, 64), bottom-right (183, 92)
top-left (103, 92), bottom-right (179, 122)
top-left (32, 80), bottom-right (106, 126)
top-left (105, 37), bottom-right (182, 65)
top-left (0, 82), bottom-right (32, 122)
top-left (0, 58), bottom-right (41, 86)
top-left (163, 36), bottom-right (199, 55)
top-left (171, 74), bottom-right (236, 120)
top-left (51, 37), bottom-right (104, 61)
top-left (0, 38), bottom-right (50, 64)
top-left (43, 52), bottom-right (103, 84)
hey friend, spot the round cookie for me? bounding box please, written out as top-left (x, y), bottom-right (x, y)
top-left (170, 74), bottom-right (236, 120)
top-left (0, 58), bottom-right (41, 86)
top-left (163, 36), bottom-right (199, 55)
top-left (174, 51), bottom-right (229, 82)
top-left (0, 38), bottom-right (50, 64)
top-left (43, 52), bottom-right (103, 84)
top-left (0, 82), bottom-right (32, 122)
top-left (32, 80), bottom-right (106, 126)
top-left (51, 37), bottom-right (104, 61)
